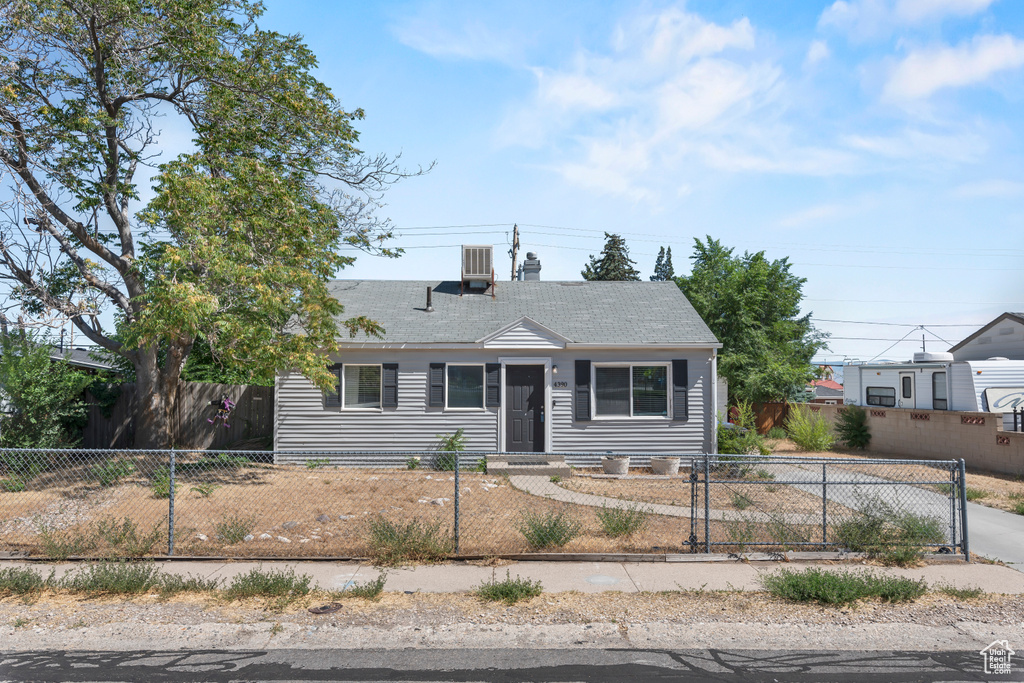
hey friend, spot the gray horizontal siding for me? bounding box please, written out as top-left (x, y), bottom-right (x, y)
top-left (552, 351), bottom-right (711, 454)
top-left (276, 348), bottom-right (715, 454)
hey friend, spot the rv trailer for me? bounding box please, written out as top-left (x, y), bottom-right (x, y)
top-left (843, 352), bottom-right (1024, 429)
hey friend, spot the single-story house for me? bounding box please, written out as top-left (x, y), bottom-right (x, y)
top-left (949, 312), bottom-right (1024, 361)
top-left (808, 378), bottom-right (843, 405)
top-left (274, 273), bottom-right (722, 455)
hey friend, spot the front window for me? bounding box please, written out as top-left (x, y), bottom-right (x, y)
top-left (866, 386), bottom-right (896, 407)
top-left (447, 365), bottom-right (484, 408)
top-left (933, 372), bottom-right (948, 410)
top-left (343, 365), bottom-right (381, 409)
top-left (594, 364), bottom-right (668, 417)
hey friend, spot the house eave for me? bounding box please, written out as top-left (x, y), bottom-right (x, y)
top-left (335, 341), bottom-right (723, 350)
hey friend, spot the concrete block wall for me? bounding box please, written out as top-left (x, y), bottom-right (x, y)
top-left (804, 404), bottom-right (1024, 476)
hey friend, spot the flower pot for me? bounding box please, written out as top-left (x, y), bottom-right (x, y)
top-left (601, 456), bottom-right (630, 475)
top-left (650, 456), bottom-right (680, 476)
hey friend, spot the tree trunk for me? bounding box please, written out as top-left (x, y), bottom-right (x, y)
top-left (133, 346), bottom-right (178, 449)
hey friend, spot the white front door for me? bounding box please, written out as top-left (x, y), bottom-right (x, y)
top-left (898, 372), bottom-right (916, 408)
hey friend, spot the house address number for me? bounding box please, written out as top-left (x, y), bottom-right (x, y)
top-left (553, 381), bottom-right (568, 388)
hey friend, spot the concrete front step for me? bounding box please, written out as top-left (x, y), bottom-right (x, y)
top-left (488, 454), bottom-right (571, 477)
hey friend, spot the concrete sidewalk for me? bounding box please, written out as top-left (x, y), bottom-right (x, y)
top-left (6, 559), bottom-right (1024, 594)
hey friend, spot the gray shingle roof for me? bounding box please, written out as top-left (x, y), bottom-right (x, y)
top-left (328, 280), bottom-right (719, 346)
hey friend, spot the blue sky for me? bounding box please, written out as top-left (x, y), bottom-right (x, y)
top-left (252, 0), bottom-right (1024, 367)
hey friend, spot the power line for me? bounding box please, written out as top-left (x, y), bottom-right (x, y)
top-left (812, 318), bottom-right (983, 327)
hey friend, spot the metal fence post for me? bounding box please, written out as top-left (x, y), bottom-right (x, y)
top-left (704, 455), bottom-right (711, 554)
top-left (168, 448), bottom-right (176, 556)
top-left (958, 459), bottom-right (970, 561)
top-left (821, 463), bottom-right (827, 548)
top-left (453, 451), bottom-right (460, 556)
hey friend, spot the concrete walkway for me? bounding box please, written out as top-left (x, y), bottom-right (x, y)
top-left (4, 559), bottom-right (1022, 594)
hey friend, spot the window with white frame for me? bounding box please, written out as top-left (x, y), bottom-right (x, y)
top-left (343, 365), bottom-right (381, 409)
top-left (594, 364), bottom-right (668, 417)
top-left (932, 372), bottom-right (948, 410)
top-left (447, 364), bottom-right (484, 409)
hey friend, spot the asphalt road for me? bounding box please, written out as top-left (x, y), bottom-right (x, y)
top-left (1, 648), bottom-right (1019, 683)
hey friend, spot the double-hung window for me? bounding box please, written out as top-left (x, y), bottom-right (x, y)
top-left (447, 364), bottom-right (484, 409)
top-left (594, 364), bottom-right (668, 417)
top-left (343, 364), bottom-right (381, 410)
top-left (932, 372), bottom-right (948, 410)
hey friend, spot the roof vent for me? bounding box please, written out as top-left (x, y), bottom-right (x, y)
top-left (987, 356), bottom-right (1009, 361)
top-left (913, 351), bottom-right (954, 363)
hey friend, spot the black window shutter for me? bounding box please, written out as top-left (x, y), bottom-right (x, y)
top-left (429, 363), bottom-right (445, 407)
top-left (382, 363), bottom-right (399, 408)
top-left (485, 363), bottom-right (501, 407)
top-left (574, 360), bottom-right (591, 421)
top-left (324, 363), bottom-right (342, 408)
top-left (672, 359), bottom-right (688, 420)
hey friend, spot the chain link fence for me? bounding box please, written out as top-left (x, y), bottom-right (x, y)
top-left (0, 449), bottom-right (968, 560)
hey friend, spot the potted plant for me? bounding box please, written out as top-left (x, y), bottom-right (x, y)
top-left (601, 455), bottom-right (630, 475)
top-left (650, 456), bottom-right (680, 476)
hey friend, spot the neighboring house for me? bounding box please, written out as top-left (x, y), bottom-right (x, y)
top-left (275, 255), bottom-right (722, 456)
top-left (808, 378), bottom-right (843, 405)
top-left (948, 312), bottom-right (1024, 361)
top-left (49, 346), bottom-right (119, 374)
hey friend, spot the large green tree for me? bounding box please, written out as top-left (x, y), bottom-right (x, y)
top-left (0, 0), bottom-right (422, 447)
top-left (675, 237), bottom-right (828, 403)
top-left (582, 232), bottom-right (640, 281)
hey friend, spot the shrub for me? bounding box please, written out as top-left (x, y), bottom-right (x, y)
top-left (344, 572), bottom-right (388, 600)
top-left (729, 492), bottom-right (753, 511)
top-left (965, 487), bottom-right (987, 501)
top-left (784, 405), bottom-right (834, 452)
top-left (1012, 501), bottom-right (1024, 516)
top-left (406, 456), bottom-right (421, 470)
top-left (936, 583), bottom-right (984, 600)
top-left (518, 509), bottom-right (582, 550)
top-left (94, 517), bottom-right (164, 557)
top-left (834, 494), bottom-right (946, 566)
top-left (760, 568), bottom-right (927, 605)
top-left (0, 567), bottom-right (49, 596)
top-left (596, 504), bottom-right (648, 537)
top-left (150, 467), bottom-right (178, 499)
top-left (766, 427), bottom-right (787, 440)
top-left (39, 525), bottom-right (97, 561)
top-left (224, 566), bottom-right (312, 602)
top-left (305, 458), bottom-right (330, 470)
top-left (835, 405), bottom-right (871, 449)
top-left (475, 570), bottom-right (543, 605)
top-left (215, 514), bottom-right (257, 544)
top-left (434, 429), bottom-right (466, 471)
top-left (59, 561), bottom-right (162, 595)
top-left (190, 483), bottom-right (219, 498)
top-left (366, 517), bottom-right (453, 565)
top-left (717, 401), bottom-right (767, 455)
top-left (156, 573), bottom-right (223, 597)
top-left (89, 457), bottom-right (135, 487)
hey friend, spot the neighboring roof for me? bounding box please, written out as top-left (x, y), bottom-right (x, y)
top-left (327, 280), bottom-right (720, 346)
top-left (49, 346), bottom-right (118, 372)
top-left (810, 379), bottom-right (843, 391)
top-left (948, 312), bottom-right (1024, 353)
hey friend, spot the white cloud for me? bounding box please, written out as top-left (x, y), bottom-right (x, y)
top-left (392, 15), bottom-right (518, 62)
top-left (841, 128), bottom-right (987, 163)
top-left (805, 40), bottom-right (831, 68)
top-left (953, 179), bottom-right (1024, 198)
top-left (883, 34), bottom-right (1024, 101)
top-left (819, 0), bottom-right (994, 40)
top-left (777, 203), bottom-right (846, 228)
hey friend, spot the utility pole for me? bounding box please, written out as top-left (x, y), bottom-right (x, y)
top-left (509, 224), bottom-right (520, 281)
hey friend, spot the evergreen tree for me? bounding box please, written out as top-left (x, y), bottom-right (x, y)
top-left (582, 233), bottom-right (641, 281)
top-left (650, 246), bottom-right (675, 281)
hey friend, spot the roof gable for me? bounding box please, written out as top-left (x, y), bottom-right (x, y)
top-left (478, 316), bottom-right (569, 349)
top-left (949, 312), bottom-right (1024, 354)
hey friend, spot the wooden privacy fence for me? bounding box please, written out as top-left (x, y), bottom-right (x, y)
top-left (82, 382), bottom-right (273, 449)
top-left (752, 402), bottom-right (790, 434)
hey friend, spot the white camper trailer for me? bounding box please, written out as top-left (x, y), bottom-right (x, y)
top-left (843, 352), bottom-right (1024, 429)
